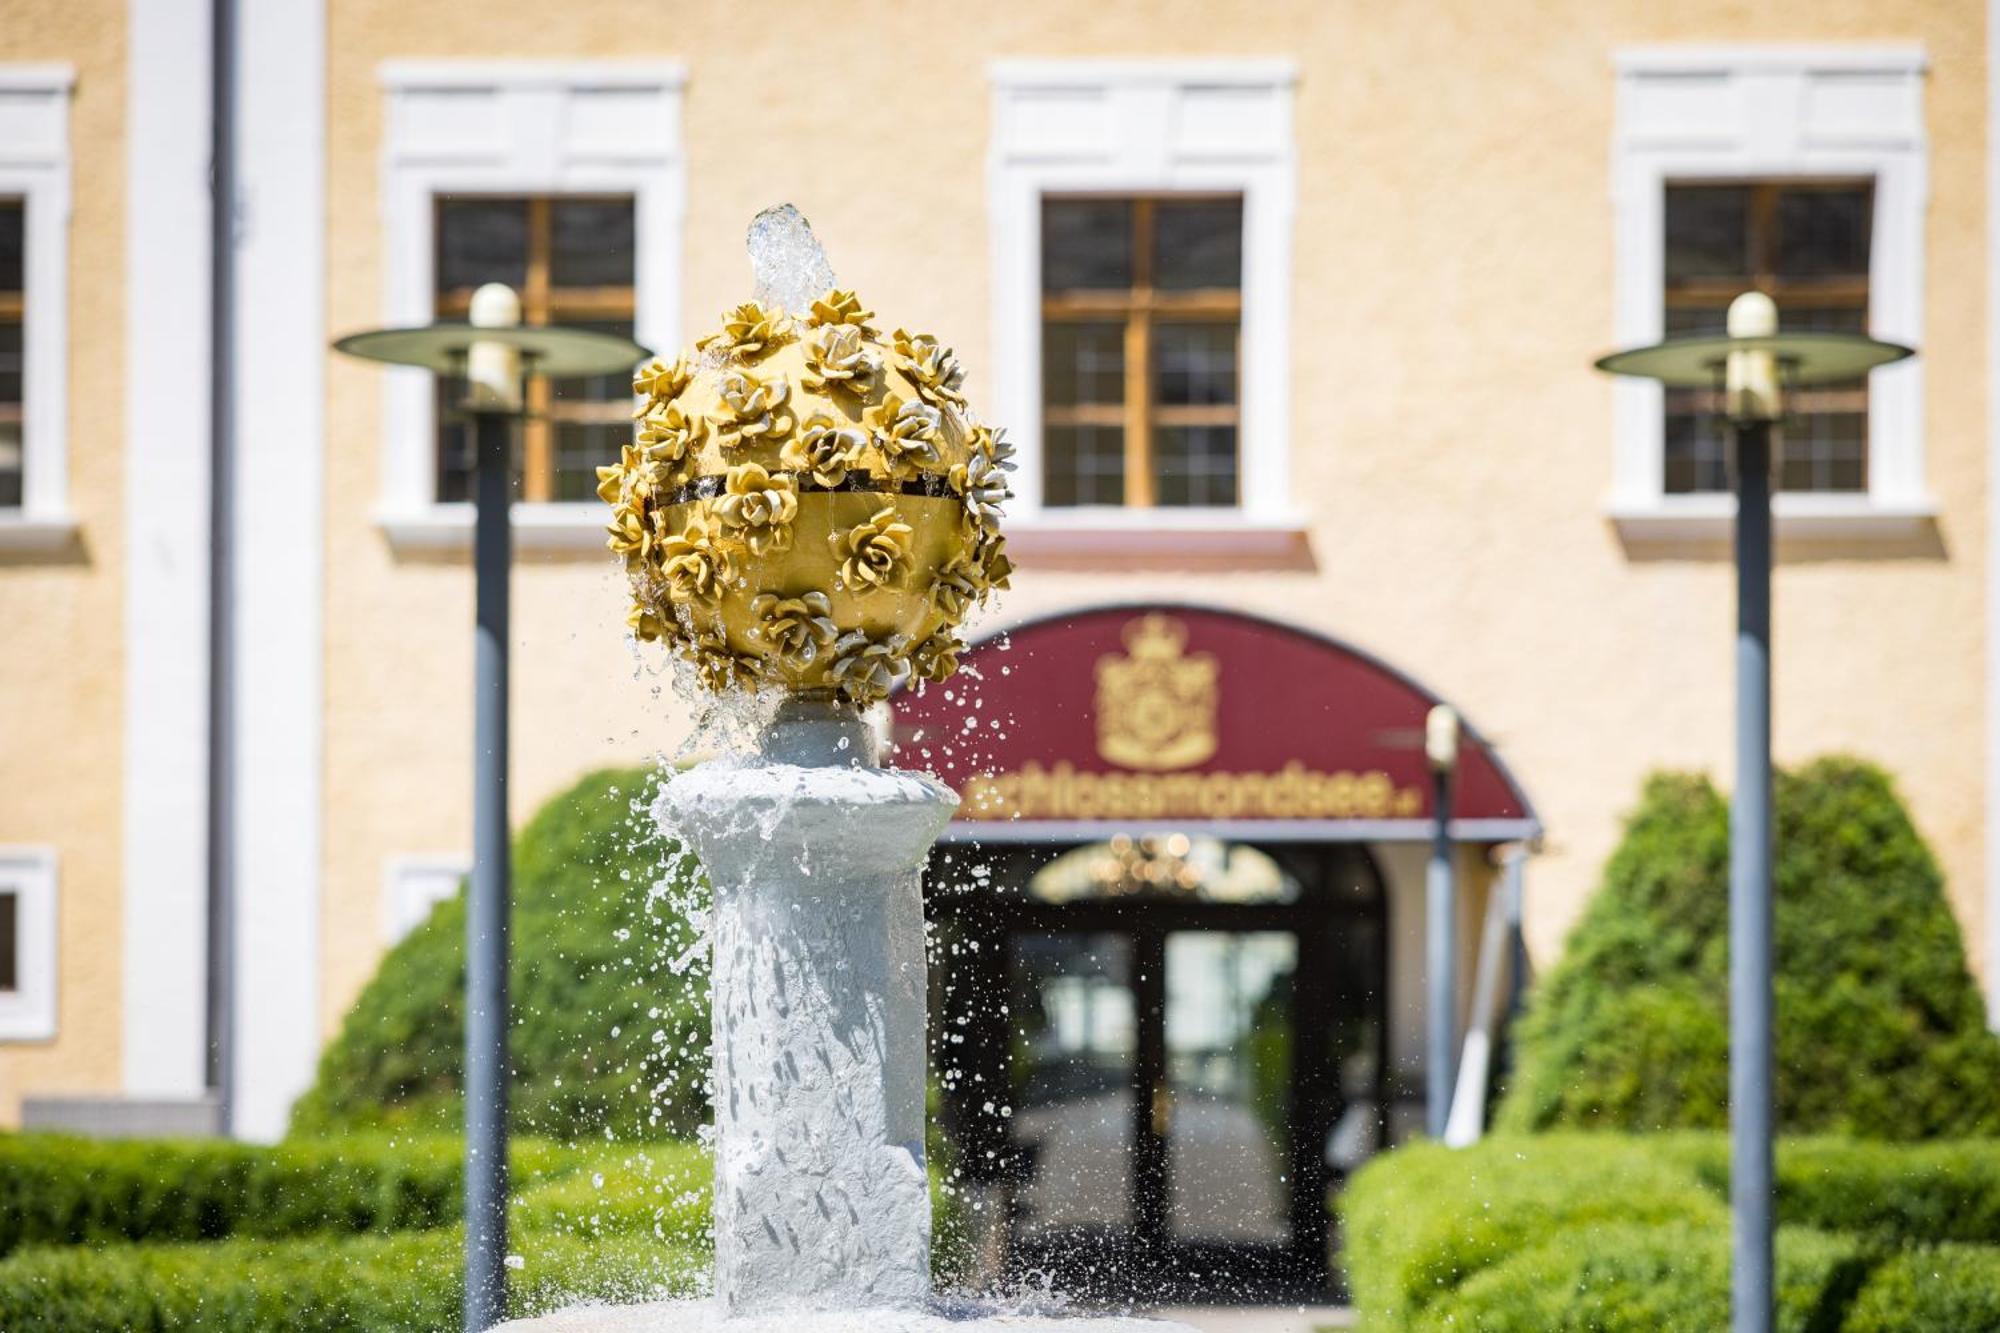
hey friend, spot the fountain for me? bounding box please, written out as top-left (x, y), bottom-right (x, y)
top-left (496, 208), bottom-right (1192, 1331)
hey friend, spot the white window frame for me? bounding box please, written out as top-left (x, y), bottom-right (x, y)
top-left (0, 847), bottom-right (58, 1041)
top-left (989, 60), bottom-right (1299, 532)
top-left (0, 66), bottom-right (75, 551)
top-left (375, 61), bottom-right (685, 551)
top-left (381, 854), bottom-right (467, 944)
top-left (1610, 46), bottom-right (1932, 543)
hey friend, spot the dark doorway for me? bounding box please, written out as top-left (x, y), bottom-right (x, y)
top-left (928, 837), bottom-right (1388, 1303)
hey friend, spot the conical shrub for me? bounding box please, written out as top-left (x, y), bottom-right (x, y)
top-left (1499, 756), bottom-right (2000, 1137)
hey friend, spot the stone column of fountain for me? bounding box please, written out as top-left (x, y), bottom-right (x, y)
top-left (662, 701), bottom-right (952, 1313)
top-left (498, 207), bottom-right (1193, 1331)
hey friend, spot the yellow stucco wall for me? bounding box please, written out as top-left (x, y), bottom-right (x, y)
top-left (0, 0), bottom-right (126, 1124)
top-left (318, 0), bottom-right (1991, 1041)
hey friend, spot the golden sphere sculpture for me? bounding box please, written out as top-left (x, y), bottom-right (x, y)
top-left (601, 287), bottom-right (1012, 705)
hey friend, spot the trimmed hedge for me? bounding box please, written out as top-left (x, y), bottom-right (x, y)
top-left (0, 1141), bottom-right (711, 1331)
top-left (1688, 1137), bottom-right (2000, 1247)
top-left (1411, 1223), bottom-right (1864, 1333)
top-left (1342, 1134), bottom-right (2000, 1332)
top-left (1845, 1243), bottom-right (2000, 1332)
top-left (1339, 1135), bottom-right (1722, 1328)
top-left (0, 1224), bottom-right (703, 1332)
top-left (294, 766), bottom-right (712, 1141)
top-left (0, 1133), bottom-right (569, 1257)
top-left (1499, 757), bottom-right (2000, 1138)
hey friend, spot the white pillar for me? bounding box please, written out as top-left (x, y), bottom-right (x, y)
top-left (658, 732), bottom-right (956, 1316)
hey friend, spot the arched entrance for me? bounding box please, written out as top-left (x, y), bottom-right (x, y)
top-left (893, 604), bottom-right (1539, 1300)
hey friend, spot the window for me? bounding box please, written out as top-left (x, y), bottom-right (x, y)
top-left (0, 888), bottom-right (17, 992)
top-left (1041, 197), bottom-right (1243, 509)
top-left (377, 62), bottom-right (684, 544)
top-left (433, 195), bottom-right (636, 503)
top-left (382, 855), bottom-right (467, 943)
top-left (0, 848), bottom-right (56, 1042)
top-left (1663, 181), bottom-right (1872, 494)
top-left (0, 199), bottom-right (22, 508)
top-left (0, 65), bottom-right (73, 544)
top-left (989, 61), bottom-right (1297, 536)
top-left (1609, 47), bottom-right (1928, 537)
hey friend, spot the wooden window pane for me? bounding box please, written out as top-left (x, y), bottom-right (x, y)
top-left (1154, 425), bottom-right (1238, 507)
top-left (550, 198), bottom-right (635, 289)
top-left (0, 891), bottom-right (17, 993)
top-left (1663, 181), bottom-right (1871, 495)
top-left (1040, 193), bottom-right (1243, 510)
top-left (1153, 198), bottom-right (1242, 291)
top-left (1775, 186), bottom-right (1871, 279)
top-left (1044, 321), bottom-right (1126, 406)
top-left (1045, 424), bottom-right (1126, 507)
top-left (0, 201), bottom-right (20, 295)
top-left (433, 197), bottom-right (636, 503)
top-left (549, 317), bottom-right (638, 500)
top-left (1664, 185), bottom-right (1750, 282)
top-left (553, 423), bottom-right (626, 501)
top-left (0, 200), bottom-right (21, 510)
top-left (0, 319), bottom-right (20, 406)
top-left (1664, 302), bottom-right (1730, 338)
top-left (1153, 322), bottom-right (1237, 406)
top-left (436, 197), bottom-right (529, 293)
top-left (0, 424), bottom-right (20, 508)
top-left (434, 416), bottom-right (528, 504)
top-left (1780, 407), bottom-right (1866, 491)
top-left (1042, 200), bottom-right (1134, 291)
top-left (1663, 391), bottom-right (1727, 494)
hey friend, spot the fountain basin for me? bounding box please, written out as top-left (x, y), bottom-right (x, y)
top-left (495, 1299), bottom-right (1198, 1331)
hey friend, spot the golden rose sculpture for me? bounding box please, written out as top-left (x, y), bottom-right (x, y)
top-left (601, 280), bottom-right (1011, 706)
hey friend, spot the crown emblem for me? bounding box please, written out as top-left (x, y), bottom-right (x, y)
top-left (1094, 614), bottom-right (1219, 771)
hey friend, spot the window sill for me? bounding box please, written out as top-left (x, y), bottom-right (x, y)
top-left (0, 512), bottom-right (82, 556)
top-left (1607, 494), bottom-right (1941, 554)
top-left (374, 502), bottom-right (611, 557)
top-left (1006, 514), bottom-right (1315, 571)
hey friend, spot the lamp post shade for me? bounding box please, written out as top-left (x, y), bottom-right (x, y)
top-left (333, 322), bottom-right (651, 378)
top-left (1593, 330), bottom-right (1911, 388)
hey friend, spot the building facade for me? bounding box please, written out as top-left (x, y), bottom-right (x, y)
top-left (1, 0), bottom-right (1994, 1259)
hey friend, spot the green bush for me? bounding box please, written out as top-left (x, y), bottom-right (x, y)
top-left (0, 1133), bottom-right (579, 1257)
top-left (1342, 1134), bottom-right (2000, 1332)
top-left (1499, 757), bottom-right (2000, 1138)
top-left (1845, 1243), bottom-right (2000, 1332)
top-left (0, 1144), bottom-right (710, 1332)
top-left (293, 766), bottom-right (712, 1141)
top-left (0, 1222), bottom-right (703, 1332)
top-left (1414, 1222), bottom-right (1864, 1333)
top-left (1338, 1134), bottom-right (1724, 1327)
top-left (1678, 1137), bottom-right (2000, 1247)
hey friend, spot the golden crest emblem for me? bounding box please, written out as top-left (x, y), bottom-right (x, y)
top-left (1094, 614), bottom-right (1219, 771)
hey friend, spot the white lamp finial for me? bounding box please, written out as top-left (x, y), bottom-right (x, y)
top-left (1725, 291), bottom-right (1780, 422)
top-left (467, 282), bottom-right (523, 411)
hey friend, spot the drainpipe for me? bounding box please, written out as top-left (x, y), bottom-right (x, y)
top-left (205, 0), bottom-right (238, 1136)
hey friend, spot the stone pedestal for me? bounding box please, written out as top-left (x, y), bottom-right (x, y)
top-left (657, 717), bottom-right (955, 1316)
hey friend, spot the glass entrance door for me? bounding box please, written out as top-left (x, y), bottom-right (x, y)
top-left (1009, 932), bottom-right (1137, 1240)
top-left (1003, 921), bottom-right (1318, 1296)
top-left (941, 839), bottom-right (1387, 1301)
top-left (1161, 930), bottom-right (1297, 1247)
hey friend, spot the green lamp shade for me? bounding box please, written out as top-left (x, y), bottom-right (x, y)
top-left (1594, 331), bottom-right (1913, 388)
top-left (334, 322), bottom-right (652, 378)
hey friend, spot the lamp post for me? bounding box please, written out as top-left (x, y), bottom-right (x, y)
top-left (1424, 703), bottom-right (1460, 1139)
top-left (1595, 294), bottom-right (1910, 1333)
top-left (334, 293), bottom-right (647, 1331)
